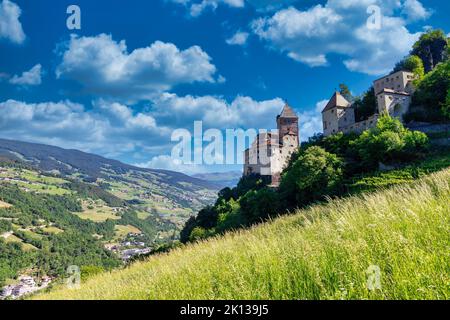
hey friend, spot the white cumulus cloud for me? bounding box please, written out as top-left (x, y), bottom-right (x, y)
top-left (226, 31), bottom-right (249, 46)
top-left (401, 0), bottom-right (431, 22)
top-left (252, 0), bottom-right (430, 75)
top-left (152, 93), bottom-right (285, 129)
top-left (135, 155), bottom-right (208, 175)
top-left (0, 99), bottom-right (170, 159)
top-left (0, 0), bottom-right (25, 44)
top-left (170, 0), bottom-right (245, 17)
top-left (56, 34), bottom-right (219, 101)
top-left (9, 64), bottom-right (42, 86)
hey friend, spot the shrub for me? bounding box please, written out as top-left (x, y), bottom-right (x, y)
top-left (189, 227), bottom-right (214, 242)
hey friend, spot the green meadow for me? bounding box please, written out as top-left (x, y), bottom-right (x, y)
top-left (36, 169), bottom-right (450, 300)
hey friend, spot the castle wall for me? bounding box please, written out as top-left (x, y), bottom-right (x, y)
top-left (340, 114), bottom-right (379, 134)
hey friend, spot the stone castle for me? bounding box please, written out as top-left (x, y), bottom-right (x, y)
top-left (243, 70), bottom-right (416, 186)
top-left (244, 104), bottom-right (299, 187)
top-left (322, 70), bottom-right (416, 136)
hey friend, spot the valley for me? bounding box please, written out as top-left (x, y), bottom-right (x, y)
top-left (0, 139), bottom-right (220, 298)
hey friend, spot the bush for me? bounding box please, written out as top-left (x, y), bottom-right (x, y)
top-left (189, 227), bottom-right (214, 242)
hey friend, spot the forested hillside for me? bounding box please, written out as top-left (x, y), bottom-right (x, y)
top-left (0, 139), bottom-right (219, 289)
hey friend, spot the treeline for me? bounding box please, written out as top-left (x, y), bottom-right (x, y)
top-left (65, 180), bottom-right (126, 207)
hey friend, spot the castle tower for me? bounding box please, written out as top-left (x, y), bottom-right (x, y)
top-left (244, 102), bottom-right (300, 187)
top-left (321, 92), bottom-right (354, 137)
top-left (277, 103), bottom-right (299, 147)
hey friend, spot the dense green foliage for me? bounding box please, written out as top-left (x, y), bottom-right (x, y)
top-left (181, 116), bottom-right (437, 243)
top-left (411, 29), bottom-right (448, 73)
top-left (393, 55), bottom-right (425, 79)
top-left (352, 115), bottom-right (429, 168)
top-left (353, 88), bottom-right (377, 121)
top-left (0, 182), bottom-right (121, 286)
top-left (0, 241), bottom-right (34, 287)
top-left (406, 60), bottom-right (450, 122)
top-left (66, 181), bottom-right (125, 207)
top-left (279, 146), bottom-right (344, 209)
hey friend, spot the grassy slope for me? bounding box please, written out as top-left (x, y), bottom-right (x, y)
top-left (37, 169), bottom-right (450, 300)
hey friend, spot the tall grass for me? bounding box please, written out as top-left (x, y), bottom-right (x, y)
top-left (37, 169), bottom-right (450, 300)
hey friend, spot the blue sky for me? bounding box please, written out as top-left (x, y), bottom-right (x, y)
top-left (0, 0), bottom-right (448, 174)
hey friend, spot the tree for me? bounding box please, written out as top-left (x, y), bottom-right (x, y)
top-left (239, 188), bottom-right (280, 225)
top-left (339, 83), bottom-right (353, 102)
top-left (279, 146), bottom-right (344, 209)
top-left (353, 88), bottom-right (377, 121)
top-left (411, 29), bottom-right (448, 73)
top-left (216, 198), bottom-right (243, 233)
top-left (407, 60), bottom-right (450, 122)
top-left (403, 55), bottom-right (425, 80)
top-left (180, 216), bottom-right (197, 244)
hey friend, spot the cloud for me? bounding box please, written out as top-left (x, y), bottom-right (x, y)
top-left (169, 0), bottom-right (299, 16)
top-left (152, 93), bottom-right (285, 129)
top-left (401, 0), bottom-right (431, 22)
top-left (169, 0), bottom-right (245, 17)
top-left (0, 99), bottom-right (170, 159)
top-left (56, 34), bottom-right (218, 101)
top-left (299, 110), bottom-right (323, 141)
top-left (9, 64), bottom-right (42, 86)
top-left (135, 155), bottom-right (207, 175)
top-left (252, 0), bottom-right (429, 75)
top-left (0, 94), bottom-right (288, 168)
top-left (0, 0), bottom-right (25, 44)
top-left (315, 99), bottom-right (329, 113)
top-left (226, 31), bottom-right (249, 46)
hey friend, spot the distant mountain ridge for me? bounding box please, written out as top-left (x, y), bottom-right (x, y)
top-left (0, 138), bottom-right (218, 190)
top-left (192, 171), bottom-right (242, 188)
